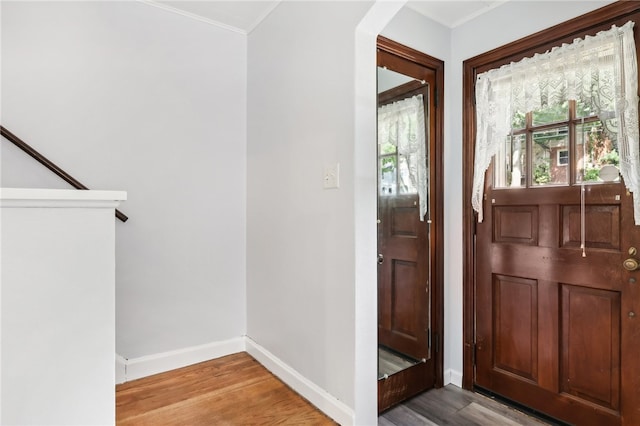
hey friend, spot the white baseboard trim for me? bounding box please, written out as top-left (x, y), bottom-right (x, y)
top-left (116, 354), bottom-right (127, 384)
top-left (245, 337), bottom-right (354, 426)
top-left (444, 368), bottom-right (463, 388)
top-left (120, 336), bottom-right (246, 382)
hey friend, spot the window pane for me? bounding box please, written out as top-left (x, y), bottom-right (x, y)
top-left (512, 110), bottom-right (526, 130)
top-left (380, 156), bottom-right (397, 195)
top-left (532, 102), bottom-right (569, 126)
top-left (380, 142), bottom-right (397, 155)
top-left (532, 127), bottom-right (568, 186)
top-left (494, 134), bottom-right (526, 188)
top-left (576, 99), bottom-right (598, 119)
top-left (576, 120), bottom-right (619, 183)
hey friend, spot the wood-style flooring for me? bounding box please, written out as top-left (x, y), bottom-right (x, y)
top-left (117, 351), bottom-right (549, 426)
top-left (116, 352), bottom-right (336, 425)
top-left (380, 385), bottom-right (549, 426)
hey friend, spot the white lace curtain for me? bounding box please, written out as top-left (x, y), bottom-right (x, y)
top-left (378, 94), bottom-right (428, 221)
top-left (472, 21), bottom-right (640, 223)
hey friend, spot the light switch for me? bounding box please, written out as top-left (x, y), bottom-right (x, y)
top-left (323, 163), bottom-right (340, 189)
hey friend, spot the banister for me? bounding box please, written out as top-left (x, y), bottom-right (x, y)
top-left (0, 126), bottom-right (128, 222)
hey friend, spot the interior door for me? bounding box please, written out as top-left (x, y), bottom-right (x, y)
top-left (376, 40), bottom-right (443, 413)
top-left (378, 191), bottom-right (429, 360)
top-left (475, 113), bottom-right (640, 425)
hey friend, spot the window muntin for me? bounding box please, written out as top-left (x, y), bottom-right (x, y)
top-left (493, 101), bottom-right (618, 188)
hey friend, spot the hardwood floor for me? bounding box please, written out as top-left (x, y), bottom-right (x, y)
top-left (116, 352), bottom-right (336, 425)
top-left (117, 351), bottom-right (549, 426)
top-left (380, 385), bottom-right (549, 426)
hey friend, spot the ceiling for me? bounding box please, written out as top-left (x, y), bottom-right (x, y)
top-left (146, 1), bottom-right (507, 34)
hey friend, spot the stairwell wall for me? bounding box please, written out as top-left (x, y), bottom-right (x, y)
top-left (1, 1), bottom-right (247, 360)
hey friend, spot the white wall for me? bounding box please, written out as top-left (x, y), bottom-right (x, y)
top-left (1, 0), bottom-right (622, 424)
top-left (247, 0), bottom-right (374, 413)
top-left (1, 1), bottom-right (247, 359)
top-left (1, 189), bottom-right (124, 425)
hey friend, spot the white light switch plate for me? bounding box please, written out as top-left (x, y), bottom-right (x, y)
top-left (323, 163), bottom-right (340, 189)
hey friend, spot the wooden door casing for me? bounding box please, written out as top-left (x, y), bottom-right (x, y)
top-left (377, 36), bottom-right (444, 413)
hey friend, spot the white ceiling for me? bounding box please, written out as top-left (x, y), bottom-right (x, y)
top-left (145, 1), bottom-right (507, 34)
top-left (407, 1), bottom-right (507, 28)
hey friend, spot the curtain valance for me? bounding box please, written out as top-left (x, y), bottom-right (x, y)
top-left (472, 21), bottom-right (640, 223)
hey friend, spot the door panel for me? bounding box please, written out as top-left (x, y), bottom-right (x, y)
top-left (493, 275), bottom-right (538, 382)
top-left (476, 184), bottom-right (635, 425)
top-left (560, 284), bottom-right (620, 410)
top-left (378, 195), bottom-right (429, 360)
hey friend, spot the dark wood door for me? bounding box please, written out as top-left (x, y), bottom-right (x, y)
top-left (377, 38), bottom-right (444, 413)
top-left (475, 180), bottom-right (640, 425)
top-left (378, 192), bottom-right (429, 360)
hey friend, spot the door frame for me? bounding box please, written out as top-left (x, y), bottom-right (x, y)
top-left (377, 35), bottom-right (445, 396)
top-left (462, 1), bottom-right (640, 390)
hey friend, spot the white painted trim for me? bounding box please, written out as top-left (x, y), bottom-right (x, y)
top-left (0, 187), bottom-right (126, 201)
top-left (354, 2), bottom-right (406, 425)
top-left (245, 337), bottom-right (354, 426)
top-left (444, 368), bottom-right (463, 388)
top-left (138, 0), bottom-right (247, 34)
top-left (122, 337), bottom-right (246, 382)
top-left (116, 354), bottom-right (127, 385)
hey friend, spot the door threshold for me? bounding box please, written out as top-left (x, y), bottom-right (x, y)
top-left (474, 386), bottom-right (570, 426)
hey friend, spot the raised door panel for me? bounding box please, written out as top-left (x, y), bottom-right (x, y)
top-left (561, 284), bottom-right (621, 411)
top-left (493, 275), bottom-right (538, 382)
top-left (562, 205), bottom-right (620, 250)
top-left (493, 206), bottom-right (538, 245)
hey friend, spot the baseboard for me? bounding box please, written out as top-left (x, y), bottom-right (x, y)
top-left (444, 368), bottom-right (463, 388)
top-left (116, 336), bottom-right (354, 425)
top-left (120, 336), bottom-right (246, 382)
top-left (245, 337), bottom-right (354, 426)
top-left (116, 354), bottom-right (127, 384)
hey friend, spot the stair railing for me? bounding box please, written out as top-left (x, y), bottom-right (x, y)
top-left (1, 126), bottom-right (128, 222)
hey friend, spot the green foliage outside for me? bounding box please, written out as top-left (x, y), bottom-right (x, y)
top-left (534, 161), bottom-right (551, 184)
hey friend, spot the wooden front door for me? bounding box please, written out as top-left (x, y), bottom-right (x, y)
top-left (464, 5), bottom-right (640, 425)
top-left (476, 180), bottom-right (640, 425)
top-left (376, 37), bottom-right (444, 413)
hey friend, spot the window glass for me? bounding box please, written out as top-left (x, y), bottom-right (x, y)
top-left (512, 110), bottom-right (526, 130)
top-left (532, 102), bottom-right (569, 126)
top-left (380, 156), bottom-right (397, 195)
top-left (494, 134), bottom-right (526, 188)
top-left (532, 127), bottom-right (568, 186)
top-left (576, 121), bottom-right (619, 183)
top-left (576, 99), bottom-right (598, 119)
